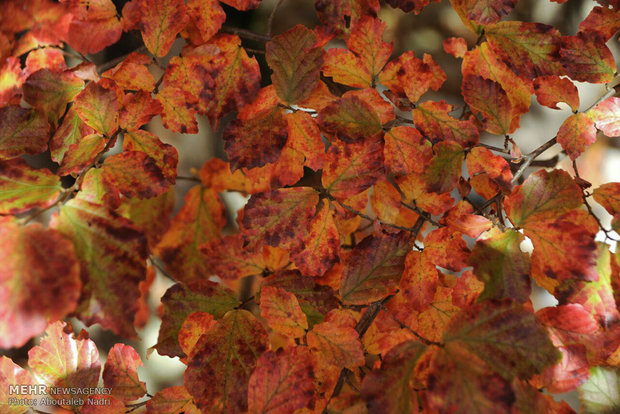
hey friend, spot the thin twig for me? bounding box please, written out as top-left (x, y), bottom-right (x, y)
top-left (510, 137), bottom-right (558, 185)
top-left (97, 45), bottom-right (149, 73)
top-left (477, 142), bottom-right (511, 154)
top-left (221, 25), bottom-right (272, 42)
top-left (267, 0), bottom-right (285, 37)
top-left (331, 196), bottom-right (423, 234)
top-left (176, 175), bottom-right (201, 183)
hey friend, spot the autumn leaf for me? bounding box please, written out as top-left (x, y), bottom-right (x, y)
top-left (0, 158), bottom-right (61, 214)
top-left (443, 36), bottom-right (468, 58)
top-left (0, 106), bottom-right (49, 160)
top-left (424, 227), bottom-right (470, 271)
top-left (73, 79), bottom-right (121, 136)
top-left (23, 69), bottom-right (84, 124)
top-left (259, 286), bottom-right (309, 338)
top-left (101, 52), bottom-right (156, 91)
top-left (317, 90), bottom-right (384, 141)
top-left (412, 100), bottom-right (479, 147)
top-left (399, 251), bottom-right (440, 312)
top-left (308, 310), bottom-right (365, 369)
top-left (185, 0), bottom-right (226, 44)
top-left (185, 310), bottom-right (268, 413)
top-left (379, 51), bottom-right (446, 103)
top-left (285, 111), bottom-right (326, 171)
top-left (384, 126), bottom-right (432, 175)
top-left (28, 321), bottom-right (100, 410)
top-left (101, 151), bottom-right (169, 199)
top-left (123, 129), bottom-right (178, 184)
top-left (578, 367), bottom-right (620, 413)
top-left (589, 96), bottom-right (620, 137)
top-left (466, 146), bottom-right (512, 192)
top-left (452, 0), bottom-right (517, 25)
top-left (267, 25), bottom-right (323, 104)
top-left (0, 220), bottom-right (80, 348)
top-left (557, 113), bottom-right (597, 160)
top-left (139, 0), bottom-right (188, 57)
top-left (51, 199), bottom-right (147, 338)
top-left (560, 33), bottom-right (616, 84)
top-left (50, 106), bottom-right (95, 163)
top-left (579, 6), bottom-right (620, 41)
top-left (462, 75), bottom-right (514, 134)
top-left (423, 140), bottom-right (465, 193)
top-left (315, 0), bottom-right (380, 34)
top-left (155, 281), bottom-right (239, 358)
top-left (385, 0), bottom-right (440, 14)
top-left (64, 0), bottom-right (122, 54)
top-left (248, 347), bottom-right (315, 414)
top-left (340, 232), bottom-right (410, 305)
top-left (533, 76), bottom-right (580, 112)
top-left (103, 344), bottom-right (146, 402)
top-left (56, 133), bottom-right (106, 176)
top-left (146, 386), bottom-right (201, 414)
top-left (0, 356), bottom-right (35, 413)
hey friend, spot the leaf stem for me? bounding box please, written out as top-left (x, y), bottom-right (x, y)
top-left (510, 137), bottom-right (558, 185)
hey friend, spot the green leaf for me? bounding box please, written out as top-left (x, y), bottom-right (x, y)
top-left (579, 367), bottom-right (620, 414)
top-left (0, 158), bottom-right (61, 214)
top-left (22, 69), bottom-right (84, 124)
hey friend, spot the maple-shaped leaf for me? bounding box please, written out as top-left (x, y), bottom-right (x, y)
top-left (412, 100), bottom-right (479, 147)
top-left (200, 234), bottom-right (289, 281)
top-left (285, 111), bottom-right (326, 171)
top-left (146, 386), bottom-right (201, 414)
top-left (384, 126), bottom-right (432, 175)
top-left (119, 91), bottom-right (162, 131)
top-left (51, 199), bottom-right (147, 338)
top-left (451, 0), bottom-right (517, 25)
top-left (0, 220), bottom-right (80, 348)
top-left (557, 112), bottom-right (597, 160)
top-left (466, 146), bottom-right (512, 192)
top-left (22, 69), bottom-right (84, 124)
top-left (0, 356), bottom-right (36, 413)
top-left (193, 34), bottom-right (261, 129)
top-left (262, 270), bottom-right (340, 327)
top-left (424, 227), bottom-right (471, 271)
top-left (423, 140), bottom-right (465, 193)
top-left (73, 79), bottom-right (121, 136)
top-left (555, 244), bottom-right (620, 328)
top-left (266, 25), bottom-right (323, 105)
top-left (0, 159), bottom-right (61, 214)
top-left (579, 6), bottom-right (620, 41)
top-left (50, 106), bottom-right (95, 163)
top-left (444, 299), bottom-right (561, 380)
top-left (322, 137), bottom-right (384, 200)
top-left (103, 344), bottom-right (146, 402)
top-left (185, 0), bottom-right (226, 44)
top-left (248, 346), bottom-right (315, 414)
top-left (463, 75), bottom-right (514, 134)
top-left (589, 96), bottom-right (620, 137)
top-left (379, 51), bottom-right (446, 103)
top-left (504, 169), bottom-right (583, 225)
top-left (139, 0), bottom-right (188, 57)
top-left (185, 310), bottom-right (268, 413)
top-left (485, 21), bottom-right (563, 79)
top-left (259, 286), bottom-right (309, 338)
top-left (361, 340), bottom-right (427, 414)
top-left (101, 52), bottom-right (156, 91)
top-left (340, 232), bottom-right (410, 305)
top-left (224, 86), bottom-right (288, 170)
top-left (385, 0), bottom-right (440, 14)
top-left (155, 281), bottom-right (239, 358)
top-left (0, 106), bottom-right (48, 159)
top-left (560, 33), bottom-right (616, 84)
top-left (535, 304), bottom-right (599, 393)
top-left (427, 342), bottom-right (515, 414)
top-left (242, 187), bottom-right (319, 250)
top-left (533, 76), bottom-right (580, 112)
top-left (399, 250), bottom-right (440, 312)
top-left (469, 228), bottom-right (531, 303)
top-left (64, 0), bottom-right (122, 54)
top-left (578, 367), bottom-right (620, 413)
top-left (178, 312), bottom-right (217, 358)
top-left (308, 309), bottom-right (365, 369)
top-left (124, 129), bottom-right (178, 184)
top-left (28, 321), bottom-right (100, 410)
top-left (101, 151), bottom-right (169, 199)
top-left (318, 90), bottom-right (385, 141)
top-left (56, 133), bottom-right (106, 176)
top-left (154, 185), bottom-right (225, 283)
top-left (315, 0), bottom-right (380, 34)
top-left (323, 16), bottom-right (392, 88)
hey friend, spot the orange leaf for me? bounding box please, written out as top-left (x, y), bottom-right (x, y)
top-left (186, 0), bottom-right (226, 43)
top-left (424, 227), bottom-right (470, 271)
top-left (466, 146), bottom-right (512, 192)
top-left (260, 286), bottom-right (309, 338)
top-left (413, 100), bottom-right (479, 147)
top-left (23, 69), bottom-right (84, 124)
top-left (557, 112), bottom-right (597, 160)
top-left (443, 36), bottom-right (468, 58)
top-left (399, 251), bottom-right (440, 312)
top-left (462, 75), bottom-right (514, 134)
top-left (139, 0), bottom-right (188, 57)
top-left (146, 386), bottom-right (201, 414)
top-left (379, 51), bottom-right (446, 103)
top-left (101, 51), bottom-right (155, 91)
top-left (560, 33), bottom-right (615, 84)
top-left (178, 312), bottom-right (216, 358)
top-left (384, 126), bottom-right (432, 175)
top-left (102, 344), bottom-right (146, 402)
top-left (308, 310), bottom-right (365, 369)
top-left (101, 151), bottom-right (169, 199)
top-left (64, 0), bottom-right (122, 54)
top-left (533, 76), bottom-right (580, 112)
top-left (74, 79), bottom-right (121, 136)
top-left (123, 129), bottom-right (178, 184)
top-left (286, 111), bottom-right (326, 171)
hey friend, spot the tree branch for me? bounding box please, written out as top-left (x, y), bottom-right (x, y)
top-left (221, 25), bottom-right (272, 42)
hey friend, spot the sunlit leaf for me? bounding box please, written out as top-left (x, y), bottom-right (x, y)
top-left (259, 286), bottom-right (308, 338)
top-left (103, 344), bottom-right (146, 402)
top-left (308, 309), bottom-right (364, 369)
top-left (73, 79), bottom-right (121, 136)
top-left (139, 0), bottom-right (188, 57)
top-left (557, 113), bottom-right (597, 160)
top-left (0, 158), bottom-right (61, 214)
top-left (533, 76), bottom-right (580, 112)
top-left (578, 367), bottom-right (620, 413)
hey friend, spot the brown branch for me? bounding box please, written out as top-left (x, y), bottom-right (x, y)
top-left (510, 137), bottom-right (558, 185)
top-left (96, 45), bottom-right (149, 73)
top-left (267, 0), bottom-right (285, 37)
top-left (221, 25), bottom-right (272, 43)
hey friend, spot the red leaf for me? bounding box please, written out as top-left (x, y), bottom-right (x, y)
top-left (534, 76), bottom-right (580, 112)
top-left (220, 0), bottom-right (262, 10)
top-left (154, 186), bottom-right (225, 283)
top-left (0, 220), bottom-right (80, 348)
top-left (186, 0), bottom-right (226, 43)
top-left (589, 96), bottom-right (620, 137)
top-left (51, 199), bottom-right (148, 338)
top-left (424, 227), bottom-right (470, 271)
top-left (466, 146), bottom-right (513, 192)
top-left (340, 232), bottom-right (410, 305)
top-left (123, 129), bottom-right (178, 184)
top-left (452, 0), bottom-right (517, 25)
top-left (65, 0), bottom-right (122, 54)
top-left (23, 69), bottom-right (84, 124)
top-left (557, 112), bottom-right (597, 160)
top-left (308, 309), bottom-right (364, 369)
top-left (101, 151), bottom-right (169, 199)
top-left (28, 321), bottom-right (100, 410)
top-left (443, 36), bottom-right (468, 58)
top-left (412, 100), bottom-right (479, 147)
top-left (379, 51), bottom-right (446, 103)
top-left (469, 228), bottom-right (531, 303)
top-left (384, 126), bottom-right (432, 175)
top-left (259, 286), bottom-right (309, 338)
top-left (248, 347), bottom-right (315, 414)
top-left (185, 310), bottom-right (268, 413)
top-left (73, 79), bottom-right (121, 136)
top-left (24, 47), bottom-right (66, 76)
top-left (266, 25), bottom-right (324, 104)
top-left (441, 200), bottom-right (492, 239)
top-left (315, 0), bottom-right (380, 34)
top-left (155, 281), bottom-right (238, 358)
top-left (224, 86), bottom-right (288, 170)
top-left (0, 356), bottom-right (36, 411)
top-left (560, 33), bottom-right (615, 84)
top-left (139, 0), bottom-right (188, 57)
top-left (0, 106), bottom-right (49, 160)
top-left (146, 386), bottom-right (201, 414)
top-left (399, 251), bottom-right (440, 312)
top-left (579, 6), bottom-right (620, 41)
top-left (103, 344), bottom-right (146, 402)
top-left (423, 140), bottom-right (465, 193)
top-left (318, 89), bottom-right (384, 141)
top-left (322, 137), bottom-right (384, 200)
top-left (120, 91), bottom-right (163, 131)
top-left (0, 159), bottom-right (62, 215)
top-left (462, 75), bottom-right (514, 134)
